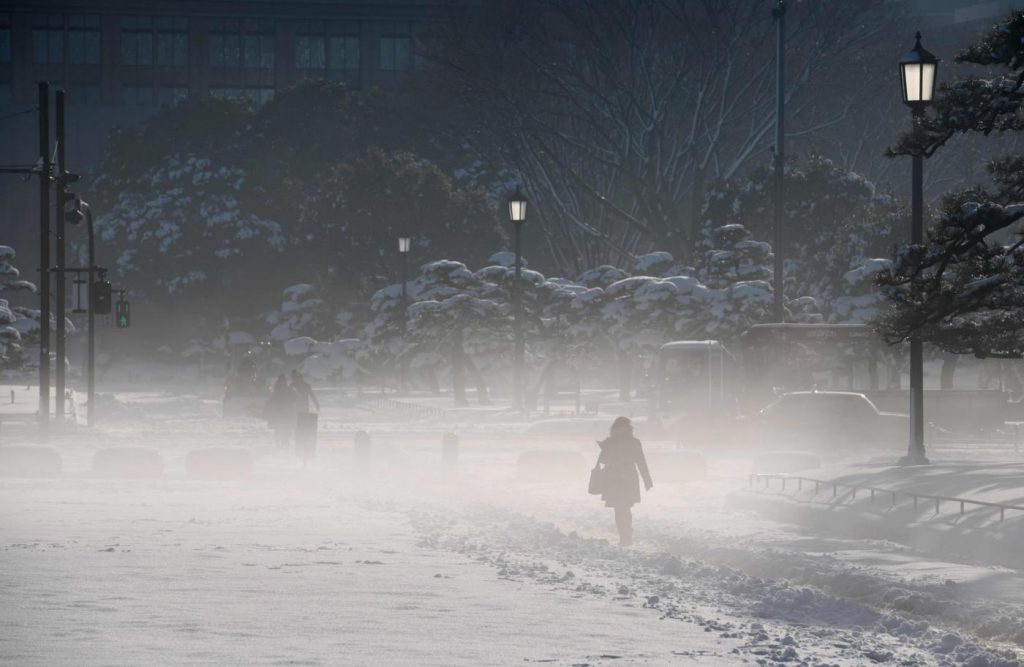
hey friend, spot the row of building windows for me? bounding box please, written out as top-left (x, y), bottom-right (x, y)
top-left (4, 14), bottom-right (414, 71)
top-left (0, 83), bottom-right (262, 108)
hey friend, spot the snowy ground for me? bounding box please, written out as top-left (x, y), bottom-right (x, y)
top-left (2, 386), bottom-right (1024, 666)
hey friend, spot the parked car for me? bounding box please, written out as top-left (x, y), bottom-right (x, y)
top-left (754, 391), bottom-right (907, 451)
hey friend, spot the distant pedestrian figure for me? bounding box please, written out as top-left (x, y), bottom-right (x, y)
top-left (264, 375), bottom-right (299, 448)
top-left (290, 369), bottom-right (320, 412)
top-left (594, 416), bottom-right (653, 547)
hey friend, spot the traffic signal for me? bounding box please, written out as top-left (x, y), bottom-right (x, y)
top-left (115, 298), bottom-right (130, 329)
top-left (62, 191), bottom-right (85, 226)
top-left (92, 280), bottom-right (112, 315)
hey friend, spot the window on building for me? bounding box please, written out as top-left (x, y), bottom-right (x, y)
top-left (0, 15), bottom-right (12, 64)
top-left (156, 17), bottom-right (187, 67)
top-left (210, 86), bottom-right (274, 106)
top-left (33, 28), bottom-right (64, 64)
top-left (244, 33), bottom-right (274, 69)
top-left (70, 84), bottom-right (102, 106)
top-left (209, 18), bottom-right (241, 68)
top-left (210, 86), bottom-right (243, 99)
top-left (295, 34), bottom-right (325, 69)
top-left (68, 15), bottom-right (101, 65)
top-left (328, 36), bottom-right (359, 71)
top-left (379, 36), bottom-right (410, 71)
top-left (157, 86), bottom-right (188, 107)
top-left (121, 17), bottom-right (154, 66)
top-left (122, 85), bottom-right (155, 106)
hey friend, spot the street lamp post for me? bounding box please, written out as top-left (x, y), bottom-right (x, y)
top-left (899, 31), bottom-right (938, 465)
top-left (398, 236), bottom-right (411, 394)
top-left (507, 189), bottom-right (528, 410)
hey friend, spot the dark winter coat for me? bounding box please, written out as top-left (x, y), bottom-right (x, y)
top-left (597, 435), bottom-right (653, 508)
top-left (263, 385), bottom-right (299, 430)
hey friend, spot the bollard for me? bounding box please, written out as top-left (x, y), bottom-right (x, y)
top-left (441, 432), bottom-right (458, 476)
top-left (891, 491), bottom-right (896, 506)
top-left (295, 412), bottom-right (318, 463)
top-left (935, 497), bottom-right (940, 514)
top-left (354, 430), bottom-right (372, 464)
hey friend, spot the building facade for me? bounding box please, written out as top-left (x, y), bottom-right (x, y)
top-left (0, 0), bottom-right (439, 110)
top-left (0, 0), bottom-right (443, 251)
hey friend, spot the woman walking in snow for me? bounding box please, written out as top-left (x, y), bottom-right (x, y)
top-left (594, 416), bottom-right (653, 547)
top-left (263, 375), bottom-right (299, 448)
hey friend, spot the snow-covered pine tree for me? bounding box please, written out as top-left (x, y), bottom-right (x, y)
top-left (0, 246), bottom-right (39, 373)
top-left (878, 11), bottom-right (1024, 358)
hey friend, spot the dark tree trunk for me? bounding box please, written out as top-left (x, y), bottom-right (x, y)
top-left (689, 164), bottom-right (705, 263)
top-left (940, 353), bottom-right (958, 390)
top-left (618, 350), bottom-right (632, 402)
top-left (465, 354), bottom-right (490, 405)
top-left (451, 328), bottom-right (468, 406)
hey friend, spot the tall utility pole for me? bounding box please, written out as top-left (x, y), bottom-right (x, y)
top-left (772, 0), bottom-right (786, 322)
top-left (37, 82), bottom-right (51, 437)
top-left (54, 89), bottom-right (66, 421)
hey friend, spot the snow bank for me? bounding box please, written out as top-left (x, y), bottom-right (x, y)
top-left (185, 447), bottom-right (254, 480)
top-left (0, 445), bottom-right (62, 477)
top-left (92, 447), bottom-right (164, 478)
top-left (516, 450), bottom-right (587, 482)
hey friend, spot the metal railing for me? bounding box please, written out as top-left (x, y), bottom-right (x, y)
top-left (749, 473), bottom-right (1024, 522)
top-left (361, 396), bottom-right (448, 420)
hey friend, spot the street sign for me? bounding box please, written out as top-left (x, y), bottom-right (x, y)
top-left (92, 280), bottom-right (112, 315)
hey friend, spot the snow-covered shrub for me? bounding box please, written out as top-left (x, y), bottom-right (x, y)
top-left (265, 283), bottom-right (334, 343)
top-left (0, 246), bottom-right (39, 373)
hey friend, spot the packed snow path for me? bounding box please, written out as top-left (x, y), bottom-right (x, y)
top-left (2, 394), bottom-right (1023, 665)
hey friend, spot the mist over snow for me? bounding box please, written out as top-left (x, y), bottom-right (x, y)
top-left (6, 1), bottom-right (1024, 665)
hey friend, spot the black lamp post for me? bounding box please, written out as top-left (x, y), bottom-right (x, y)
top-left (398, 236), bottom-right (411, 394)
top-left (899, 32), bottom-right (938, 465)
top-left (507, 189), bottom-right (528, 410)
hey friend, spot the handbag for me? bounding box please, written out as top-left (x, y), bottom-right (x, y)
top-left (588, 464), bottom-right (603, 495)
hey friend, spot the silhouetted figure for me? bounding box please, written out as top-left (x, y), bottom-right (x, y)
top-left (264, 375), bottom-right (299, 448)
top-left (596, 416), bottom-right (653, 546)
top-left (290, 369), bottom-right (320, 412)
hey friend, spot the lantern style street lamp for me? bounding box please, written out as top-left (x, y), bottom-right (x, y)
top-left (899, 32), bottom-right (938, 466)
top-left (507, 188), bottom-right (527, 410)
top-left (899, 32), bottom-right (938, 111)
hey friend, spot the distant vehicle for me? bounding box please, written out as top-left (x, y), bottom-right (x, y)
top-left (740, 323), bottom-right (895, 414)
top-left (653, 341), bottom-right (740, 446)
top-left (654, 340), bottom-right (735, 416)
top-left (754, 390), bottom-right (907, 451)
